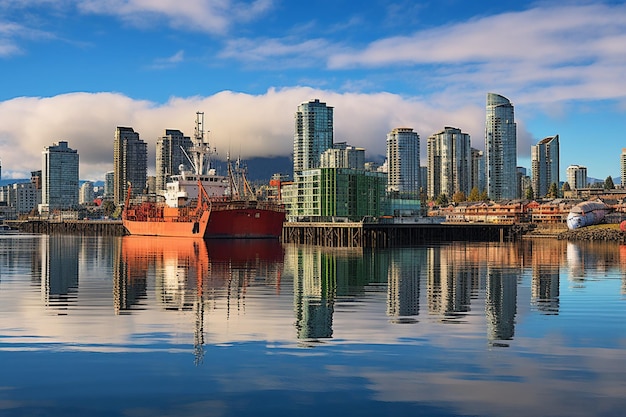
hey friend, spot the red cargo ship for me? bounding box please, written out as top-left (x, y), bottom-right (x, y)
top-left (122, 112), bottom-right (285, 239)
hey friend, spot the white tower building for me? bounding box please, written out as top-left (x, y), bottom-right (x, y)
top-left (293, 99), bottom-right (334, 176)
top-left (387, 127), bottom-right (421, 196)
top-left (427, 127), bottom-right (471, 199)
top-left (485, 93), bottom-right (517, 200)
top-left (566, 165), bottom-right (587, 190)
top-left (531, 135), bottom-right (560, 198)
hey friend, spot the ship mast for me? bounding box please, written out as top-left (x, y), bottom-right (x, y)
top-left (189, 111), bottom-right (213, 176)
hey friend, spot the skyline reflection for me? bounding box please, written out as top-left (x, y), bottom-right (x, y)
top-left (1, 235), bottom-right (625, 416)
top-left (2, 236), bottom-right (623, 347)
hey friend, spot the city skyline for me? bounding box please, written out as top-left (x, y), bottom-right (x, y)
top-left (0, 1), bottom-right (625, 182)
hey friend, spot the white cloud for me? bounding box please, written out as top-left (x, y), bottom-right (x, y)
top-left (0, 89), bottom-right (491, 181)
top-left (149, 49), bottom-right (185, 69)
top-left (327, 3), bottom-right (626, 105)
top-left (0, 18), bottom-right (61, 58)
top-left (0, 22), bottom-right (27, 57)
top-left (329, 4), bottom-right (626, 66)
top-left (77, 0), bottom-right (274, 34)
top-left (219, 38), bottom-right (334, 65)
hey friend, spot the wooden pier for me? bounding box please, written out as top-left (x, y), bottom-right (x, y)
top-left (13, 219), bottom-right (126, 236)
top-left (282, 222), bottom-right (524, 247)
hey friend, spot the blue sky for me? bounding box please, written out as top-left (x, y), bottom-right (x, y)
top-left (1, 0), bottom-right (625, 182)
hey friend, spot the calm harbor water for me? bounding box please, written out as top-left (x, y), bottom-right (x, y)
top-left (0, 234), bottom-right (625, 417)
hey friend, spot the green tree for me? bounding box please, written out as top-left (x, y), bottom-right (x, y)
top-left (547, 182), bottom-right (559, 199)
top-left (479, 190), bottom-right (489, 202)
top-left (435, 193), bottom-right (449, 206)
top-left (452, 191), bottom-right (466, 203)
top-left (467, 187), bottom-right (480, 202)
top-left (525, 186), bottom-right (535, 200)
top-left (604, 176), bottom-right (615, 190)
top-left (102, 200), bottom-right (117, 217)
top-left (562, 182), bottom-right (571, 193)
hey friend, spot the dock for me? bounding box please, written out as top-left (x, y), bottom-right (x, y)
top-left (11, 219), bottom-right (126, 236)
top-left (7, 219), bottom-right (526, 247)
top-left (282, 222), bottom-right (525, 247)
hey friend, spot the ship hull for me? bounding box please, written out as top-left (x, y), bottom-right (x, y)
top-left (123, 206), bottom-right (285, 239)
top-left (206, 207), bottom-right (286, 238)
top-left (123, 210), bottom-right (211, 238)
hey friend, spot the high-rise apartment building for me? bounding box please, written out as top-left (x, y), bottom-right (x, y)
top-left (387, 127), bottom-right (421, 196)
top-left (104, 171), bottom-right (114, 200)
top-left (471, 148), bottom-right (485, 193)
top-left (566, 165), bottom-right (587, 190)
top-left (621, 149), bottom-right (626, 187)
top-left (518, 166), bottom-right (531, 198)
top-left (419, 166), bottom-right (428, 196)
top-left (0, 182), bottom-right (38, 215)
top-left (485, 93), bottom-right (517, 200)
top-left (39, 141), bottom-right (79, 213)
top-left (79, 181), bottom-right (94, 205)
top-left (293, 99), bottom-right (333, 176)
top-left (113, 127), bottom-right (147, 205)
top-left (320, 142), bottom-right (365, 170)
top-left (427, 127), bottom-right (471, 199)
top-left (531, 135), bottom-right (559, 198)
top-left (156, 129), bottom-right (193, 191)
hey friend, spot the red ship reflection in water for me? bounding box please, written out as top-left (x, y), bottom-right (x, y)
top-left (116, 235), bottom-right (285, 363)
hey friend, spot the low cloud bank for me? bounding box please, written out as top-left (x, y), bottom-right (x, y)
top-left (0, 88), bottom-right (534, 181)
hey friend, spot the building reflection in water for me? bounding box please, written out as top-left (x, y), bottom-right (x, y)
top-left (113, 236), bottom-right (150, 313)
top-left (387, 248), bottom-right (422, 323)
top-left (292, 247), bottom-right (336, 340)
top-left (486, 268), bottom-right (517, 345)
top-left (484, 245), bottom-right (520, 346)
top-left (41, 235), bottom-right (79, 312)
top-left (110, 237), bottom-right (624, 351)
top-left (621, 245), bottom-right (626, 295)
top-left (116, 236), bottom-right (284, 362)
top-left (0, 234), bottom-right (43, 286)
top-left (427, 245), bottom-right (477, 322)
top-left (288, 242), bottom-right (546, 345)
top-left (529, 239), bottom-right (561, 315)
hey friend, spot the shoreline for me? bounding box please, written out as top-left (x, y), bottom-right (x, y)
top-left (555, 225), bottom-right (626, 242)
top-left (7, 219), bottom-right (626, 243)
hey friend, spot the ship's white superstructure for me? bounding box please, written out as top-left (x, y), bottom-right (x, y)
top-left (161, 112), bottom-right (230, 207)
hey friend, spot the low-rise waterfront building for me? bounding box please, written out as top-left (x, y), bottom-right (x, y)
top-left (283, 167), bottom-right (387, 221)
